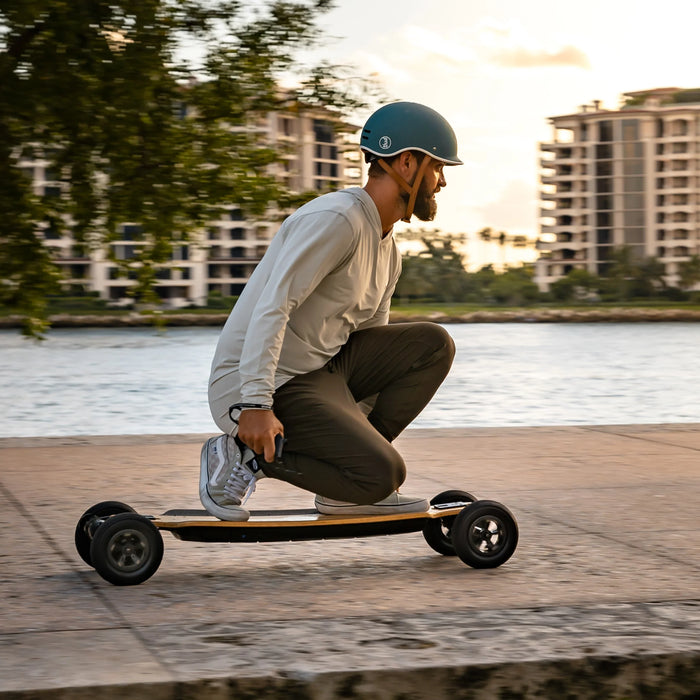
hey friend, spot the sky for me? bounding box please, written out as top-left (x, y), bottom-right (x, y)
top-left (301, 0), bottom-right (700, 268)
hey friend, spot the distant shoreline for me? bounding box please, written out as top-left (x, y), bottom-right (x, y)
top-left (3, 307), bottom-right (700, 329)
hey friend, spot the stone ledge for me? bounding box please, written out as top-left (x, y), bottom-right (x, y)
top-left (3, 602), bottom-right (700, 699)
top-left (3, 307), bottom-right (700, 330)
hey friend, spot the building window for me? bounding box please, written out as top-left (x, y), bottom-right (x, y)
top-left (671, 119), bottom-right (689, 137)
top-left (597, 229), bottom-right (612, 244)
top-left (622, 142), bottom-right (643, 158)
top-left (114, 245), bottom-right (138, 260)
top-left (624, 176), bottom-right (644, 192)
top-left (279, 117), bottom-right (296, 137)
top-left (122, 224), bottom-right (142, 240)
top-left (109, 287), bottom-right (129, 300)
top-left (313, 120), bottom-right (334, 143)
top-left (622, 119), bottom-right (639, 141)
top-left (624, 228), bottom-right (645, 244)
top-left (598, 120), bottom-right (613, 142)
top-left (623, 194), bottom-right (644, 209)
top-left (172, 245), bottom-right (189, 261)
top-left (596, 194), bottom-right (612, 210)
top-left (624, 211), bottom-right (644, 227)
top-left (623, 159), bottom-right (644, 175)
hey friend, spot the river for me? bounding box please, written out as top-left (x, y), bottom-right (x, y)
top-left (1, 323), bottom-right (698, 437)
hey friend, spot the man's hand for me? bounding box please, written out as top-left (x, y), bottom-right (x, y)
top-left (237, 409), bottom-right (284, 463)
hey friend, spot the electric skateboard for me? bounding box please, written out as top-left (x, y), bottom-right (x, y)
top-left (74, 490), bottom-right (518, 586)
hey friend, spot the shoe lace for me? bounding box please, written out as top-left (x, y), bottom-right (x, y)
top-left (223, 460), bottom-right (258, 506)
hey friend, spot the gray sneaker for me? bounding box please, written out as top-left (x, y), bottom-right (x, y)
top-left (199, 434), bottom-right (265, 521)
top-left (314, 491), bottom-right (429, 515)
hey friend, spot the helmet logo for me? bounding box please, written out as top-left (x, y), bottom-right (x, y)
top-left (378, 135), bottom-right (392, 150)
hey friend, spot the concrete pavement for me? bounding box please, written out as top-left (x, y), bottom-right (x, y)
top-left (1, 424), bottom-right (699, 699)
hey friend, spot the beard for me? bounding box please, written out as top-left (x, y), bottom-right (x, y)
top-left (402, 176), bottom-right (438, 221)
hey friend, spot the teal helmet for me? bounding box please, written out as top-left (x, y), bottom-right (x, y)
top-left (360, 101), bottom-right (462, 166)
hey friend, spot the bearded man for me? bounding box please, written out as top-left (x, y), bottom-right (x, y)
top-left (200, 102), bottom-right (463, 521)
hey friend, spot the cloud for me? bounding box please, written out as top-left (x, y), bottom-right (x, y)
top-left (399, 25), bottom-right (478, 67)
top-left (471, 18), bottom-right (590, 70)
top-left (493, 44), bottom-right (591, 69)
top-left (354, 24), bottom-right (478, 87)
top-left (478, 180), bottom-right (538, 233)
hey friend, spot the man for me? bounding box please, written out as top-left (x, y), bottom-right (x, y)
top-left (201, 101), bottom-right (462, 521)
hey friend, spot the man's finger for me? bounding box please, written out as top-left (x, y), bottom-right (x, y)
top-left (264, 436), bottom-right (276, 463)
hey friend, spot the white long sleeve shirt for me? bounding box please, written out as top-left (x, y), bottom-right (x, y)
top-left (208, 187), bottom-right (401, 427)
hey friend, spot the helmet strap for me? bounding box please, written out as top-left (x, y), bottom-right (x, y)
top-left (376, 154), bottom-right (431, 223)
top-left (404, 154), bottom-right (431, 223)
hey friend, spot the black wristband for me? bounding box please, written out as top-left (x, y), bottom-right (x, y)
top-left (228, 403), bottom-right (273, 422)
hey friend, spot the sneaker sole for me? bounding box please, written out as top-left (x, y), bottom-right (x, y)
top-left (314, 500), bottom-right (429, 516)
top-left (199, 439), bottom-right (250, 522)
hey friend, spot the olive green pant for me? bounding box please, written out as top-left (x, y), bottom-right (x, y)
top-left (259, 322), bottom-right (455, 504)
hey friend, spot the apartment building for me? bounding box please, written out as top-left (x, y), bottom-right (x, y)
top-left (25, 107), bottom-right (362, 307)
top-left (535, 87), bottom-right (700, 291)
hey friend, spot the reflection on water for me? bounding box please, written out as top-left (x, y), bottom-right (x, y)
top-left (1, 323), bottom-right (698, 437)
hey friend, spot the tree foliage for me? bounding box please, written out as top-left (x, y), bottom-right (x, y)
top-left (0, 0), bottom-right (371, 334)
top-left (677, 254), bottom-right (700, 292)
top-left (548, 246), bottom-right (700, 304)
top-left (394, 236), bottom-right (700, 307)
top-left (394, 231), bottom-right (475, 303)
top-left (394, 229), bottom-right (541, 305)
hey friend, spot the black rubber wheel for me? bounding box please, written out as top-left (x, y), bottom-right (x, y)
top-left (451, 500), bottom-right (518, 569)
top-left (89, 513), bottom-right (164, 586)
top-left (74, 501), bottom-right (135, 567)
top-left (422, 490), bottom-right (477, 556)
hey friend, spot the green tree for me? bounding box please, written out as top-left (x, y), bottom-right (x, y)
top-left (0, 0), bottom-right (369, 334)
top-left (598, 247), bottom-right (676, 301)
top-left (599, 246), bottom-right (638, 301)
top-left (489, 265), bottom-right (540, 306)
top-left (632, 256), bottom-right (667, 298)
top-left (394, 231), bottom-right (473, 302)
top-left (549, 268), bottom-right (599, 303)
top-left (677, 254), bottom-right (700, 294)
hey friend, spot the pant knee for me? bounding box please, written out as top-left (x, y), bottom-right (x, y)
top-left (429, 323), bottom-right (455, 363)
top-left (407, 322), bottom-right (455, 371)
top-left (361, 448), bottom-right (406, 503)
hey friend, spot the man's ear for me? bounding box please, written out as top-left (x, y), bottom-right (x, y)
top-left (395, 151), bottom-right (416, 177)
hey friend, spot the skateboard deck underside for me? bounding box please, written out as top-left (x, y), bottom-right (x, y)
top-left (152, 506), bottom-right (464, 543)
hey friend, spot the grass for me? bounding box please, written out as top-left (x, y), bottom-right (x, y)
top-left (389, 301), bottom-right (700, 315)
top-left (4, 299), bottom-right (700, 322)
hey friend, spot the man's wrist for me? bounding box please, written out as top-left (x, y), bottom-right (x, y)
top-left (229, 402), bottom-right (273, 421)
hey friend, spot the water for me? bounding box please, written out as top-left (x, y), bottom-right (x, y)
top-left (1, 323), bottom-right (698, 437)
